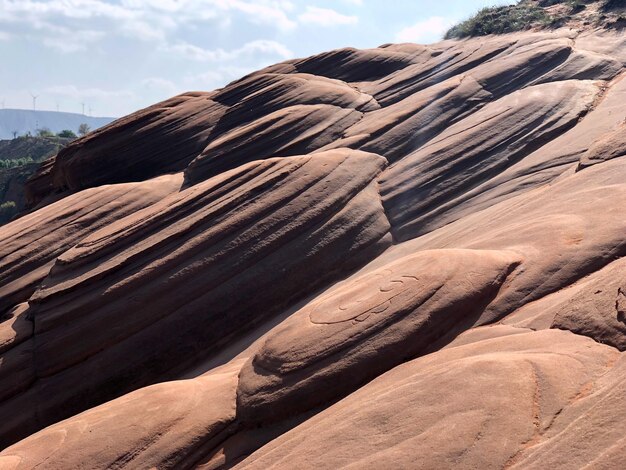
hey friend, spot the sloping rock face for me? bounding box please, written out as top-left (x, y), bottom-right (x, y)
top-left (0, 149), bottom-right (390, 447)
top-left (0, 174), bottom-right (183, 315)
top-left (235, 329), bottom-right (620, 470)
top-left (1, 26), bottom-right (625, 469)
top-left (50, 93), bottom-right (227, 193)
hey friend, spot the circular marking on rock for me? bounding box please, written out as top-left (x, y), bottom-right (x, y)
top-left (310, 270), bottom-right (422, 325)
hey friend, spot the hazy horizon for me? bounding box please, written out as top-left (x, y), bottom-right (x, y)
top-left (1, 0), bottom-right (514, 117)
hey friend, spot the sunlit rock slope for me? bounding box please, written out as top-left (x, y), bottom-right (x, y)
top-left (0, 23), bottom-right (625, 470)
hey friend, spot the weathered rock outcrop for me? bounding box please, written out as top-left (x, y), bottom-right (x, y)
top-left (48, 92), bottom-right (226, 194)
top-left (381, 80), bottom-right (599, 239)
top-left (0, 149), bottom-right (390, 447)
top-left (0, 361), bottom-right (242, 470)
top-left (0, 174), bottom-right (183, 315)
top-left (237, 249), bottom-right (520, 424)
top-left (256, 46), bottom-right (424, 83)
top-left (578, 120), bottom-right (626, 169)
top-left (505, 256), bottom-right (626, 351)
top-left (184, 104), bottom-right (364, 185)
top-left (1, 19), bottom-right (625, 470)
top-left (235, 329), bottom-right (620, 470)
top-left (379, 157), bottom-right (626, 324)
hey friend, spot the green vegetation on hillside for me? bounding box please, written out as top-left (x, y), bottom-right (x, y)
top-left (444, 0), bottom-right (625, 39)
top-left (0, 134), bottom-right (74, 226)
top-left (57, 129), bottom-right (78, 139)
top-left (0, 135), bottom-right (71, 163)
top-left (444, 2), bottom-right (551, 39)
top-left (0, 201), bottom-right (17, 225)
top-left (0, 157), bottom-right (34, 169)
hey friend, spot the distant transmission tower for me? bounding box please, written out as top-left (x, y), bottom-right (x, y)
top-left (56, 101), bottom-right (60, 112)
top-left (81, 102), bottom-right (85, 115)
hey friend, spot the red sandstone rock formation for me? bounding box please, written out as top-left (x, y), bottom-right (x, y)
top-left (1, 23), bottom-right (625, 469)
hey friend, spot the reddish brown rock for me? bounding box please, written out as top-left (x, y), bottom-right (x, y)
top-left (324, 74), bottom-right (492, 162)
top-left (0, 149), bottom-right (390, 447)
top-left (508, 352), bottom-right (626, 469)
top-left (22, 155), bottom-right (56, 208)
top-left (0, 361), bottom-right (242, 470)
top-left (184, 104), bottom-right (364, 185)
top-left (47, 92), bottom-right (226, 194)
top-left (0, 21), bottom-right (625, 470)
top-left (578, 120), bottom-right (626, 170)
top-left (235, 329), bottom-right (619, 470)
top-left (0, 174), bottom-right (183, 316)
top-left (410, 70), bottom-right (626, 229)
top-left (377, 157), bottom-right (626, 325)
top-left (0, 305), bottom-right (33, 403)
top-left (365, 34), bottom-right (571, 105)
top-left (237, 248), bottom-right (520, 424)
top-left (533, 49), bottom-right (622, 84)
top-left (364, 35), bottom-right (513, 104)
top-left (290, 46), bottom-right (423, 83)
top-left (381, 80), bottom-right (598, 240)
top-left (211, 72), bottom-right (378, 113)
top-left (504, 256), bottom-right (626, 351)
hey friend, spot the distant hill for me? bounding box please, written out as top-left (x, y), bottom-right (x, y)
top-left (0, 134), bottom-right (71, 164)
top-left (0, 108), bottom-right (115, 139)
top-left (0, 134), bottom-right (74, 224)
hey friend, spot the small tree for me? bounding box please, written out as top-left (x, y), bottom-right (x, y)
top-left (57, 129), bottom-right (77, 139)
top-left (37, 128), bottom-right (55, 138)
top-left (0, 201), bottom-right (18, 225)
top-left (78, 123), bottom-right (91, 136)
top-left (11, 131), bottom-right (18, 139)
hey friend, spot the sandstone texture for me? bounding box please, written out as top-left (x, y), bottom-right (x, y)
top-left (1, 22), bottom-right (625, 470)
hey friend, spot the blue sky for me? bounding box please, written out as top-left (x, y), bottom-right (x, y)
top-left (0, 0), bottom-right (513, 117)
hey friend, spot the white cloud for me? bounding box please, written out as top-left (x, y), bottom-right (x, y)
top-left (120, 0), bottom-right (183, 12)
top-left (222, 0), bottom-right (297, 31)
top-left (0, 31), bottom-right (10, 41)
top-left (395, 16), bottom-right (456, 44)
top-left (164, 39), bottom-right (292, 62)
top-left (298, 6), bottom-right (358, 27)
top-left (40, 28), bottom-right (105, 52)
top-left (0, 0), bottom-right (135, 21)
top-left (239, 39), bottom-right (292, 58)
top-left (119, 19), bottom-right (167, 41)
top-left (343, 0), bottom-right (363, 5)
top-left (0, 0), bottom-right (167, 48)
top-left (118, 0), bottom-right (298, 31)
top-left (0, 0), bottom-right (297, 52)
top-left (183, 65), bottom-right (258, 89)
top-left (140, 77), bottom-right (180, 95)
